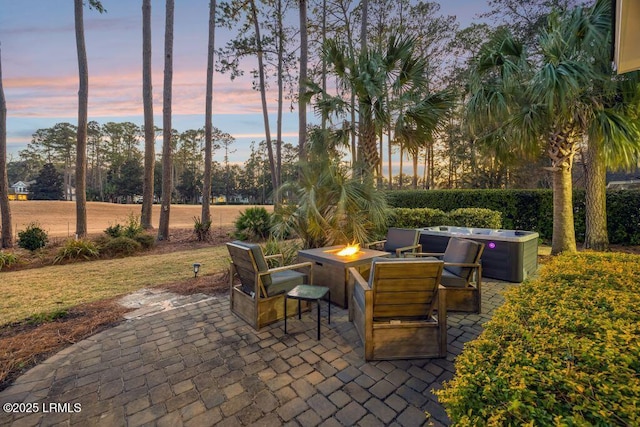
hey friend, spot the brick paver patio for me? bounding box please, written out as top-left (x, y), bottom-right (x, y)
top-left (0, 281), bottom-right (514, 427)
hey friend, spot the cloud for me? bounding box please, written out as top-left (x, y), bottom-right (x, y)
top-left (5, 68), bottom-right (289, 120)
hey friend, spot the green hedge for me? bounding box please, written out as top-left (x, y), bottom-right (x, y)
top-left (448, 208), bottom-right (502, 229)
top-left (437, 252), bottom-right (640, 425)
top-left (388, 207), bottom-right (502, 229)
top-left (388, 208), bottom-right (449, 228)
top-left (386, 189), bottom-right (640, 244)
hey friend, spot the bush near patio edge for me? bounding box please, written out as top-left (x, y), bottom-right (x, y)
top-left (436, 252), bottom-right (640, 426)
top-left (388, 207), bottom-right (502, 229)
top-left (448, 208), bottom-right (502, 228)
top-left (386, 189), bottom-right (640, 245)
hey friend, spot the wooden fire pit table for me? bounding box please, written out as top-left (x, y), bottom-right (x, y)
top-left (297, 245), bottom-right (390, 308)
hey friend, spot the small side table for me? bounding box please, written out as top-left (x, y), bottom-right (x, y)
top-left (284, 285), bottom-right (330, 340)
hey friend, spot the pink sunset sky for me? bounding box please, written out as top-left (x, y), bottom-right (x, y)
top-left (0, 0), bottom-right (485, 165)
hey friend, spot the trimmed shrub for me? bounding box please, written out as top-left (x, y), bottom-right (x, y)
top-left (0, 251), bottom-right (19, 271)
top-left (104, 223), bottom-right (123, 238)
top-left (234, 207), bottom-right (272, 241)
top-left (53, 238), bottom-right (100, 264)
top-left (101, 236), bottom-right (142, 257)
top-left (607, 190), bottom-right (640, 245)
top-left (133, 233), bottom-right (155, 249)
top-left (448, 208), bottom-right (502, 228)
top-left (17, 222), bottom-right (49, 251)
top-left (437, 252), bottom-right (640, 425)
top-left (388, 207), bottom-right (502, 229)
top-left (388, 208), bottom-right (449, 228)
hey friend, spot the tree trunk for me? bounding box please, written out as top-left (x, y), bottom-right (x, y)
top-left (429, 143), bottom-right (434, 189)
top-left (548, 130), bottom-right (577, 254)
top-left (387, 127), bottom-right (392, 190)
top-left (249, 0), bottom-right (278, 200)
top-left (74, 0), bottom-right (88, 238)
top-left (321, 0), bottom-right (327, 131)
top-left (276, 0), bottom-right (283, 190)
top-left (551, 164), bottom-right (577, 254)
top-left (377, 127), bottom-right (383, 187)
top-left (360, 111), bottom-right (379, 173)
top-left (412, 152), bottom-right (418, 189)
top-left (584, 137), bottom-right (609, 250)
top-left (158, 0), bottom-right (174, 241)
top-left (398, 140), bottom-right (403, 189)
top-left (356, 0), bottom-right (369, 175)
top-left (422, 147), bottom-right (428, 189)
top-left (141, 0), bottom-right (155, 230)
top-left (350, 93), bottom-right (357, 166)
top-left (298, 0), bottom-right (308, 162)
top-left (359, 0), bottom-right (368, 53)
top-left (202, 0), bottom-right (216, 227)
top-left (0, 42), bottom-right (13, 248)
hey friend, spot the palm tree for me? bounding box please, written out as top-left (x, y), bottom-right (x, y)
top-left (395, 91), bottom-right (455, 188)
top-left (322, 33), bottom-right (442, 177)
top-left (467, 25), bottom-right (579, 254)
top-left (0, 42), bottom-right (13, 248)
top-left (573, 0), bottom-right (640, 250)
top-left (202, 0), bottom-right (217, 232)
top-left (158, 0), bottom-right (175, 241)
top-left (74, 0), bottom-right (105, 238)
top-left (273, 128), bottom-right (388, 249)
top-left (467, 2), bottom-right (640, 254)
top-left (141, 0), bottom-right (154, 230)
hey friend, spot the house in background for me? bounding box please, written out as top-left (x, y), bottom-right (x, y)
top-left (8, 181), bottom-right (29, 201)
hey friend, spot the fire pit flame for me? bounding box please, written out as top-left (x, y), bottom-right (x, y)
top-left (336, 243), bottom-right (360, 257)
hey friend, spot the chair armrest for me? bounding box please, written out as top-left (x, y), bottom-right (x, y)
top-left (364, 239), bottom-right (386, 249)
top-left (436, 284), bottom-right (447, 327)
top-left (264, 253), bottom-right (284, 266)
top-left (443, 262), bottom-right (481, 268)
top-left (395, 244), bottom-right (421, 257)
top-left (405, 252), bottom-right (444, 258)
top-left (264, 261), bottom-right (313, 275)
top-left (348, 267), bottom-right (370, 292)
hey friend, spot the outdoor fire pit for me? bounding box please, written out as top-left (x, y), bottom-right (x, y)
top-left (297, 245), bottom-right (390, 308)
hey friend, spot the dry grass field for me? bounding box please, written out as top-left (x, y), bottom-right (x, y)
top-left (7, 200), bottom-right (273, 238)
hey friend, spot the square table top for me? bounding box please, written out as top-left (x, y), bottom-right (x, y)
top-left (286, 284), bottom-right (330, 300)
top-left (298, 245), bottom-right (390, 267)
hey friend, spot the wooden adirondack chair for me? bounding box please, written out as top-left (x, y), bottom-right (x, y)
top-left (410, 237), bottom-right (484, 313)
top-left (227, 241), bottom-right (312, 330)
top-left (349, 258), bottom-right (447, 361)
top-left (365, 227), bottom-right (421, 257)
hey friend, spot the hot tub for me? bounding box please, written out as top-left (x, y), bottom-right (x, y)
top-left (419, 226), bottom-right (539, 283)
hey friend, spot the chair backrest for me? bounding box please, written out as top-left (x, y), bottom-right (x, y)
top-left (369, 258), bottom-right (444, 321)
top-left (442, 238), bottom-right (484, 281)
top-left (226, 241), bottom-right (272, 295)
top-left (383, 228), bottom-right (420, 253)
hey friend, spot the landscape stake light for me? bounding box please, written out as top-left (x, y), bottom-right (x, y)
top-left (193, 263), bottom-right (201, 278)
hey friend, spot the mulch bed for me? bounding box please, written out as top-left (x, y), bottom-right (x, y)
top-left (0, 299), bottom-right (130, 391)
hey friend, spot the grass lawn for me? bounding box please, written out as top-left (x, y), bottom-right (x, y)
top-left (1, 246), bottom-right (230, 326)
